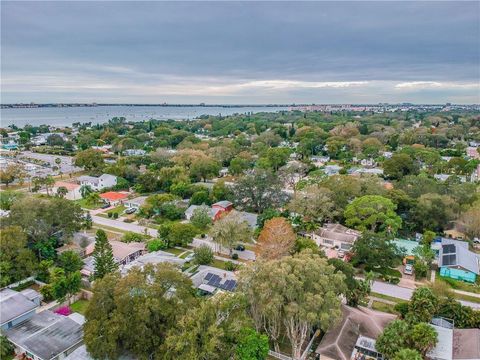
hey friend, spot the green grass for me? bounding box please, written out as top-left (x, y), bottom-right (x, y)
top-left (452, 292), bottom-right (480, 304)
top-left (370, 292), bottom-right (403, 303)
top-left (108, 205), bottom-right (126, 215)
top-left (371, 301), bottom-right (397, 314)
top-left (436, 275), bottom-right (480, 294)
top-left (70, 299), bottom-right (90, 315)
top-left (74, 198), bottom-right (102, 210)
top-left (179, 251), bottom-right (193, 259)
top-left (164, 247), bottom-right (184, 256)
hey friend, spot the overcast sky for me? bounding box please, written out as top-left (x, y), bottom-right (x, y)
top-left (1, 1), bottom-right (479, 104)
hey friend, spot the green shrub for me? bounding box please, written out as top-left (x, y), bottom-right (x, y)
top-left (147, 239), bottom-right (167, 252)
top-left (225, 261), bottom-right (237, 271)
top-left (232, 253), bottom-right (239, 260)
top-left (194, 245), bottom-right (214, 265)
top-left (122, 232), bottom-right (144, 243)
top-left (107, 212), bottom-right (113, 218)
top-left (113, 212), bottom-right (119, 219)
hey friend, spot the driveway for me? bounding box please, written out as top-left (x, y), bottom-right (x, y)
top-left (192, 237), bottom-right (256, 261)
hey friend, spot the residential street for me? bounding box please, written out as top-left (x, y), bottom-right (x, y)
top-left (92, 214), bottom-right (256, 260)
top-left (371, 280), bottom-right (480, 310)
top-left (92, 214), bottom-right (479, 310)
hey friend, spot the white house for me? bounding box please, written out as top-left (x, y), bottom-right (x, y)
top-left (52, 181), bottom-right (82, 200)
top-left (124, 196), bottom-right (147, 210)
top-left (77, 174), bottom-right (117, 191)
top-left (311, 223), bottom-right (361, 251)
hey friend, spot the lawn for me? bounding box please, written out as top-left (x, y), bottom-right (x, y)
top-left (436, 275), bottom-right (480, 294)
top-left (108, 205), bottom-right (126, 216)
top-left (70, 299), bottom-right (90, 315)
top-left (74, 198), bottom-right (102, 210)
top-left (370, 292), bottom-right (403, 303)
top-left (164, 247), bottom-right (185, 256)
top-left (179, 251), bottom-right (193, 259)
top-left (371, 301), bottom-right (397, 314)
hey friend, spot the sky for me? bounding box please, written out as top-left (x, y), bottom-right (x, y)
top-left (1, 1), bottom-right (479, 104)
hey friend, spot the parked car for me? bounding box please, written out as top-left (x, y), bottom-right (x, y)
top-left (404, 264), bottom-right (414, 275)
top-left (235, 244), bottom-right (245, 251)
top-left (185, 253), bottom-right (195, 262)
top-left (101, 202), bottom-right (111, 209)
top-left (124, 207), bottom-right (136, 214)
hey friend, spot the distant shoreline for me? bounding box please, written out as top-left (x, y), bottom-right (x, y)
top-left (2, 102), bottom-right (479, 109)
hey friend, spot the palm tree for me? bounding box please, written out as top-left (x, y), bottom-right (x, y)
top-left (80, 185), bottom-right (93, 198)
top-left (57, 186), bottom-right (68, 198)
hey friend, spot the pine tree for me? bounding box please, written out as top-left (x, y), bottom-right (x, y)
top-left (93, 230), bottom-right (118, 279)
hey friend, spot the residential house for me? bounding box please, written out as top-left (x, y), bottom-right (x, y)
top-left (437, 239), bottom-right (479, 283)
top-left (123, 149), bottom-right (146, 156)
top-left (82, 240), bottom-right (146, 277)
top-left (99, 191), bottom-right (129, 206)
top-left (311, 155), bottom-right (330, 167)
top-left (77, 174), bottom-right (117, 191)
top-left (315, 305), bottom-right (396, 360)
top-left (427, 318), bottom-right (480, 360)
top-left (121, 250), bottom-right (187, 275)
top-left (311, 223), bottom-right (361, 251)
top-left (434, 174), bottom-right (467, 182)
top-left (124, 196), bottom-right (147, 210)
top-left (4, 310), bottom-right (83, 360)
top-left (324, 164), bottom-right (343, 176)
top-left (52, 181), bottom-right (82, 200)
top-left (466, 146), bottom-right (480, 160)
top-left (185, 202), bottom-right (258, 229)
top-left (0, 288), bottom-right (42, 331)
top-left (190, 266), bottom-right (238, 295)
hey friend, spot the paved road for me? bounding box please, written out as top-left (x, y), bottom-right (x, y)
top-left (371, 280), bottom-right (480, 309)
top-left (20, 151), bottom-right (81, 174)
top-left (92, 215), bottom-right (159, 237)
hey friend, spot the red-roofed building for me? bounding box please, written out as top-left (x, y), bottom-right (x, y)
top-left (99, 191), bottom-right (129, 205)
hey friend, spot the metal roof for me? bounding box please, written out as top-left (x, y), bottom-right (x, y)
top-left (0, 289), bottom-right (39, 325)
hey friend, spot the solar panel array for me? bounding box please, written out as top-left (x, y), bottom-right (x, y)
top-left (442, 254), bottom-right (456, 266)
top-left (204, 272), bottom-right (237, 292)
top-left (442, 244), bottom-right (456, 254)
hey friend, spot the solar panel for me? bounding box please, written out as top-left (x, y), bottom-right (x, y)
top-left (442, 244), bottom-right (456, 254)
top-left (205, 273), bottom-right (214, 281)
top-left (442, 254), bottom-right (456, 266)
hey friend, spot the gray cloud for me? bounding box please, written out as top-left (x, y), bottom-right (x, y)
top-left (1, 1), bottom-right (479, 103)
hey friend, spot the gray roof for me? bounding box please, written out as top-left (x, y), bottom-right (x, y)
top-left (65, 345), bottom-right (136, 360)
top-left (77, 175), bottom-right (99, 185)
top-left (316, 305), bottom-right (396, 360)
top-left (5, 310), bottom-right (83, 360)
top-left (453, 329), bottom-right (480, 360)
top-left (0, 288), bottom-right (39, 325)
top-left (315, 223), bottom-right (361, 244)
top-left (439, 242), bottom-right (480, 275)
top-left (125, 196), bottom-right (147, 207)
top-left (212, 200), bottom-right (233, 208)
top-left (121, 251), bottom-right (186, 274)
top-left (238, 211), bottom-right (258, 229)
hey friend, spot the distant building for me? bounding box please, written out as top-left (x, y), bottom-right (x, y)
top-left (324, 164), bottom-right (343, 176)
top-left (124, 196), bottom-right (147, 210)
top-left (52, 181), bottom-right (82, 200)
top-left (123, 149), bottom-right (146, 156)
top-left (311, 223), bottom-right (361, 251)
top-left (99, 191), bottom-right (129, 205)
top-left (77, 174), bottom-right (117, 191)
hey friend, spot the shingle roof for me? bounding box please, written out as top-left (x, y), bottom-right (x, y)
top-left (453, 328), bottom-right (480, 359)
top-left (315, 305), bottom-right (396, 360)
top-left (5, 310), bottom-right (83, 360)
top-left (315, 223), bottom-right (361, 244)
top-left (0, 289), bottom-right (39, 325)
